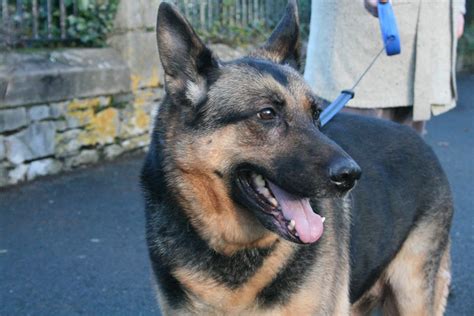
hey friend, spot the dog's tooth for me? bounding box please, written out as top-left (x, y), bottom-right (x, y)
top-left (254, 175), bottom-right (265, 188)
top-left (269, 197), bottom-right (278, 207)
top-left (258, 187), bottom-right (271, 197)
top-left (288, 219), bottom-right (296, 231)
top-left (322, 217), bottom-right (326, 223)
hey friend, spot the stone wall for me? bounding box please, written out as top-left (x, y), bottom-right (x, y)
top-left (0, 48), bottom-right (163, 186)
top-left (0, 0), bottom-right (163, 187)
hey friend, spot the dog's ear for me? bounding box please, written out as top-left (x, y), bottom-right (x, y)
top-left (249, 0), bottom-right (301, 70)
top-left (156, 3), bottom-right (218, 106)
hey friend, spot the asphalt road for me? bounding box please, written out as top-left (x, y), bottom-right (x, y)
top-left (1, 75), bottom-right (473, 315)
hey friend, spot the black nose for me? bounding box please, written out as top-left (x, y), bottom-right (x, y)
top-left (329, 160), bottom-right (362, 191)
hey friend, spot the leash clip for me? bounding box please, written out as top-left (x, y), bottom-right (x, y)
top-left (319, 90), bottom-right (354, 127)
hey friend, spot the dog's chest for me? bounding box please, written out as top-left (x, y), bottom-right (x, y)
top-left (170, 240), bottom-right (345, 315)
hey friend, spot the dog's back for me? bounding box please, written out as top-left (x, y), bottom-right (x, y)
top-left (325, 114), bottom-right (453, 312)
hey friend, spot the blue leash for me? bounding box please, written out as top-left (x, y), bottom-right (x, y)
top-left (320, 0), bottom-right (401, 127)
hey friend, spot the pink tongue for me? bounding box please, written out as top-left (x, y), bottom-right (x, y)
top-left (267, 181), bottom-right (324, 244)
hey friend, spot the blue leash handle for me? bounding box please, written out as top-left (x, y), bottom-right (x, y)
top-left (320, 1), bottom-right (401, 127)
top-left (378, 1), bottom-right (401, 56)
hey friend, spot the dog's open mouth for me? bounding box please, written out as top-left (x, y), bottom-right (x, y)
top-left (236, 171), bottom-right (325, 244)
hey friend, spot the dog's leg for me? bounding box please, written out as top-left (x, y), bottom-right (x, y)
top-left (351, 278), bottom-right (384, 315)
top-left (382, 210), bottom-right (452, 316)
top-left (432, 245), bottom-right (451, 316)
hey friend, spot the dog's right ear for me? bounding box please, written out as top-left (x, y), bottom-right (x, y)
top-left (156, 3), bottom-right (218, 106)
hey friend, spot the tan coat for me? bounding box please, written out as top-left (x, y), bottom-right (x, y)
top-left (304, 0), bottom-right (466, 121)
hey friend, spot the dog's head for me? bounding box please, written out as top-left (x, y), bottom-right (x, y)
top-left (154, 1), bottom-right (361, 252)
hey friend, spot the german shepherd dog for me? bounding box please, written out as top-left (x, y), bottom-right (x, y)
top-left (141, 1), bottom-right (453, 315)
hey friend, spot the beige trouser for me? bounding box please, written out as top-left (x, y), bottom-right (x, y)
top-left (343, 107), bottom-right (426, 135)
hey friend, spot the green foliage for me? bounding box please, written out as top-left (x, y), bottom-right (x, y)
top-left (5, 0), bottom-right (119, 48)
top-left (194, 4), bottom-right (309, 48)
top-left (197, 21), bottom-right (269, 47)
top-left (66, 0), bottom-right (118, 47)
top-left (197, 22), bottom-right (309, 48)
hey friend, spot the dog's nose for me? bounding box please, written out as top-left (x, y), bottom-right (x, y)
top-left (329, 160), bottom-right (361, 191)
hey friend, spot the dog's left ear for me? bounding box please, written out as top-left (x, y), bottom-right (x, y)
top-left (249, 0), bottom-right (301, 70)
top-left (156, 3), bottom-right (218, 106)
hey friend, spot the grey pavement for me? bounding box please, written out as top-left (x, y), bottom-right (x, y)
top-left (1, 75), bottom-right (473, 315)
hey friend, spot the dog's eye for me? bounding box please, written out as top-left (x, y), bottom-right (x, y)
top-left (257, 108), bottom-right (277, 120)
top-left (313, 108), bottom-right (322, 122)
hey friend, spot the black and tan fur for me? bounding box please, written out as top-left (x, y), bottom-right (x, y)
top-left (141, 1), bottom-right (453, 315)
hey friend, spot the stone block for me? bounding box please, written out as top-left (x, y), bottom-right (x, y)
top-left (98, 96), bottom-right (111, 107)
top-left (65, 150), bottom-right (99, 168)
top-left (134, 89), bottom-right (159, 107)
top-left (0, 49), bottom-right (131, 107)
top-left (55, 129), bottom-right (82, 158)
top-left (55, 120), bottom-right (67, 132)
top-left (50, 102), bottom-right (68, 118)
top-left (65, 99), bottom-right (97, 129)
top-left (118, 88), bottom-right (159, 137)
top-left (26, 158), bottom-right (62, 180)
top-left (28, 105), bottom-right (50, 121)
top-left (108, 31), bottom-right (163, 90)
top-left (0, 108), bottom-right (27, 132)
top-left (111, 93), bottom-right (134, 107)
top-left (122, 134), bottom-right (149, 151)
top-left (120, 107), bottom-right (151, 138)
top-left (79, 108), bottom-right (119, 146)
top-left (8, 163), bottom-right (28, 184)
top-left (67, 98), bottom-right (101, 111)
top-left (5, 122), bottom-right (56, 164)
top-left (66, 116), bottom-right (83, 129)
top-left (104, 144), bottom-right (125, 160)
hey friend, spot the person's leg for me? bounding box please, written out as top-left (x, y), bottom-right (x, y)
top-left (391, 107), bottom-right (426, 135)
top-left (410, 121), bottom-right (426, 134)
